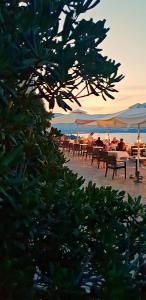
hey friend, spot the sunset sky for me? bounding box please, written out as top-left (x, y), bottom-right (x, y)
top-left (54, 0), bottom-right (146, 114)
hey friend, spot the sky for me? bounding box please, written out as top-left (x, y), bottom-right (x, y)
top-left (53, 0), bottom-right (146, 114)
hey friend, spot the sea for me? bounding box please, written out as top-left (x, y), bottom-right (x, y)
top-left (54, 124), bottom-right (146, 144)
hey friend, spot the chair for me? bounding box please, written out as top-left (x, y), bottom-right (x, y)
top-left (73, 144), bottom-right (82, 156)
top-left (91, 149), bottom-right (101, 165)
top-left (98, 151), bottom-right (108, 168)
top-left (105, 156), bottom-right (126, 179)
top-left (131, 146), bottom-right (145, 157)
top-left (131, 146), bottom-right (138, 156)
top-left (80, 144), bottom-right (88, 155)
top-left (68, 142), bottom-right (74, 153)
top-left (62, 141), bottom-right (69, 151)
top-left (84, 146), bottom-right (93, 160)
top-left (141, 149), bottom-right (146, 157)
top-left (91, 150), bottom-right (107, 167)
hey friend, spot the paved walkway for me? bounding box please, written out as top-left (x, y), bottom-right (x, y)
top-left (65, 152), bottom-right (146, 203)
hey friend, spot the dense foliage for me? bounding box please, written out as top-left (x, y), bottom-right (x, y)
top-left (0, 1), bottom-right (146, 300)
top-left (0, 107), bottom-right (146, 299)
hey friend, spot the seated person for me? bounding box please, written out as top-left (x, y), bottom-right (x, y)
top-left (104, 139), bottom-right (110, 151)
top-left (116, 138), bottom-right (126, 151)
top-left (111, 137), bottom-right (119, 144)
top-left (95, 137), bottom-right (104, 147)
top-left (109, 137), bottom-right (119, 150)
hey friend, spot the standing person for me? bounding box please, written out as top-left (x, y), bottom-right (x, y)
top-left (116, 138), bottom-right (126, 151)
top-left (87, 132), bottom-right (94, 145)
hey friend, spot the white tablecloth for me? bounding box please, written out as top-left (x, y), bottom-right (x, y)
top-left (108, 151), bottom-right (129, 161)
top-left (93, 146), bottom-right (103, 150)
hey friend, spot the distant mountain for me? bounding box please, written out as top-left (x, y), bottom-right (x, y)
top-left (52, 113), bottom-right (113, 124)
top-left (53, 113), bottom-right (112, 119)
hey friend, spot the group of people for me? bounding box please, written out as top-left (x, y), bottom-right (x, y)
top-left (59, 132), bottom-right (127, 151)
top-left (87, 132), bottom-right (126, 151)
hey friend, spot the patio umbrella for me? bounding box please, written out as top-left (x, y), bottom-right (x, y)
top-left (113, 103), bottom-right (146, 182)
top-left (52, 109), bottom-right (87, 124)
top-left (52, 109), bottom-right (88, 137)
top-left (75, 113), bottom-right (119, 141)
top-left (79, 116), bottom-right (125, 128)
top-left (52, 110), bottom-right (110, 136)
top-left (52, 109), bottom-right (113, 125)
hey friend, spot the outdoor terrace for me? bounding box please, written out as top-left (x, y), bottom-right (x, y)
top-left (65, 151), bottom-right (146, 203)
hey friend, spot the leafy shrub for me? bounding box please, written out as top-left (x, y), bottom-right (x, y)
top-left (33, 177), bottom-right (146, 300)
top-left (0, 99), bottom-right (146, 300)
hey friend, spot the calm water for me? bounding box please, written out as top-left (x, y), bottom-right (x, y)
top-left (78, 132), bottom-right (146, 145)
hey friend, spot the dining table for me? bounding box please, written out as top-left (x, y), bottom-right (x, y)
top-left (108, 150), bottom-right (129, 161)
top-left (79, 143), bottom-right (88, 155)
top-left (93, 146), bottom-right (104, 150)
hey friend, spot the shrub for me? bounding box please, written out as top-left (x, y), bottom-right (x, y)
top-left (1, 97), bottom-right (146, 299)
top-left (33, 178), bottom-right (146, 300)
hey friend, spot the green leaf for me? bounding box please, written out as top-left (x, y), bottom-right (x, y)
top-left (0, 145), bottom-right (23, 167)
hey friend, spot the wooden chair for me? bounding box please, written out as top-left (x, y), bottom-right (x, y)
top-left (84, 146), bottom-right (93, 160)
top-left (105, 156), bottom-right (126, 179)
top-left (141, 149), bottom-right (146, 157)
top-left (98, 151), bottom-right (108, 168)
top-left (62, 141), bottom-right (69, 151)
top-left (80, 144), bottom-right (88, 156)
top-left (73, 143), bottom-right (82, 156)
top-left (68, 142), bottom-right (74, 153)
top-left (91, 149), bottom-right (101, 165)
top-left (91, 150), bottom-right (107, 167)
top-left (131, 146), bottom-right (145, 157)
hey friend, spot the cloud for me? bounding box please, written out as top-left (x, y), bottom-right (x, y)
top-left (84, 105), bottom-right (105, 111)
